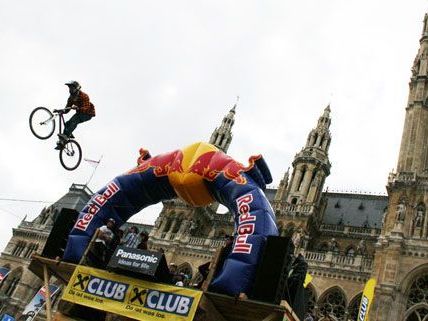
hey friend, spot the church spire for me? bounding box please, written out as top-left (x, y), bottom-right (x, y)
top-left (286, 104), bottom-right (332, 205)
top-left (396, 14), bottom-right (428, 174)
top-left (209, 99), bottom-right (237, 153)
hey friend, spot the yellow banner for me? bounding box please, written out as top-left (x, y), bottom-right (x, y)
top-left (303, 273), bottom-right (313, 288)
top-left (358, 278), bottom-right (376, 321)
top-left (62, 265), bottom-right (202, 321)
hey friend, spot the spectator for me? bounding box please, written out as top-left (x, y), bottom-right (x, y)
top-left (196, 261), bottom-right (210, 289)
top-left (122, 226), bottom-right (139, 248)
top-left (91, 218), bottom-right (115, 267)
top-left (175, 274), bottom-right (184, 287)
top-left (137, 231), bottom-right (149, 250)
top-left (169, 263), bottom-right (179, 284)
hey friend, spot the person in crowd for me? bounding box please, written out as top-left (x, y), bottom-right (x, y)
top-left (169, 263), bottom-right (179, 284)
top-left (121, 226), bottom-right (139, 248)
top-left (196, 261), bottom-right (210, 289)
top-left (137, 231), bottom-right (149, 250)
top-left (91, 218), bottom-right (115, 267)
top-left (175, 274), bottom-right (185, 287)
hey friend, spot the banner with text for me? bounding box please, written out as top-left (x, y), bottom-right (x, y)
top-left (62, 265), bottom-right (202, 321)
top-left (358, 278), bottom-right (377, 321)
top-left (20, 284), bottom-right (60, 321)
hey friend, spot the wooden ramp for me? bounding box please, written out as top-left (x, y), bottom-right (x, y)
top-left (28, 255), bottom-right (299, 321)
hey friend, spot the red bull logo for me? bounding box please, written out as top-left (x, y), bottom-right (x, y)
top-left (126, 142), bottom-right (263, 206)
top-left (75, 181), bottom-right (120, 231)
top-left (128, 143), bottom-right (261, 185)
top-left (128, 149), bottom-right (184, 177)
top-left (188, 151), bottom-right (261, 185)
top-left (233, 194), bottom-right (256, 254)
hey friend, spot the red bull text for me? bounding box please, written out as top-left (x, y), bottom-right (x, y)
top-left (233, 194), bottom-right (256, 254)
top-left (75, 182), bottom-right (120, 231)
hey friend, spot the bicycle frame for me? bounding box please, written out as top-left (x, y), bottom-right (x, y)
top-left (51, 108), bottom-right (71, 136)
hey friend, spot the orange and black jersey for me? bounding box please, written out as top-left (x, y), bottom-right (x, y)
top-left (66, 91), bottom-right (96, 116)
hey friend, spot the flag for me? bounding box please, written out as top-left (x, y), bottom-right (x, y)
top-left (0, 267), bottom-right (11, 283)
top-left (19, 284), bottom-right (60, 321)
top-left (358, 278), bottom-right (376, 321)
top-left (84, 158), bottom-right (100, 167)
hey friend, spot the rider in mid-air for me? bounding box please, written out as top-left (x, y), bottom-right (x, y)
top-left (55, 81), bottom-right (96, 149)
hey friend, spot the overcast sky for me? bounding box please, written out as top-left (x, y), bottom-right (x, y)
top-left (0, 0), bottom-right (427, 250)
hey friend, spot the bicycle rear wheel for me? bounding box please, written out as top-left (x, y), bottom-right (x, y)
top-left (29, 107), bottom-right (56, 139)
top-left (59, 139), bottom-right (82, 171)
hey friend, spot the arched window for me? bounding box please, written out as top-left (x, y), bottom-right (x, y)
top-left (177, 263), bottom-right (193, 279)
top-left (163, 217), bottom-right (173, 233)
top-left (318, 287), bottom-right (347, 321)
top-left (347, 293), bottom-right (362, 321)
top-left (313, 133), bottom-right (318, 147)
top-left (305, 285), bottom-right (317, 317)
top-left (291, 198), bottom-right (298, 205)
top-left (297, 167), bottom-right (307, 191)
top-left (319, 135), bottom-right (324, 148)
top-left (405, 273), bottom-right (428, 321)
top-left (172, 218), bottom-right (182, 233)
top-left (310, 170), bottom-right (318, 187)
top-left (12, 241), bottom-right (27, 257)
top-left (24, 243), bottom-right (39, 258)
top-left (3, 268), bottom-right (22, 297)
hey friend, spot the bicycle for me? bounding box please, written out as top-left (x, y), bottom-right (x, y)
top-left (29, 107), bottom-right (82, 171)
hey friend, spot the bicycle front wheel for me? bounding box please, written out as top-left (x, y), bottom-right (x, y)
top-left (29, 107), bottom-right (56, 139)
top-left (59, 139), bottom-right (82, 171)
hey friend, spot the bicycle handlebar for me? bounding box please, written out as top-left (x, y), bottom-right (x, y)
top-left (53, 107), bottom-right (73, 114)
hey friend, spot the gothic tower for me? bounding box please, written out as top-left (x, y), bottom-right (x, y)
top-left (274, 105), bottom-right (331, 232)
top-left (370, 13), bottom-right (428, 321)
top-left (209, 104), bottom-right (236, 153)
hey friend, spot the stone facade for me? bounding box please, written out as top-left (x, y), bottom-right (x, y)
top-left (3, 12), bottom-right (428, 321)
top-left (0, 184), bottom-right (93, 319)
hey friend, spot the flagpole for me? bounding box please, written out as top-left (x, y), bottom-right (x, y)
top-left (85, 155), bottom-right (103, 188)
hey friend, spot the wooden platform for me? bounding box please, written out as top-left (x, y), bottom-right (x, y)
top-left (199, 292), bottom-right (298, 321)
top-left (29, 254), bottom-right (77, 284)
top-left (28, 255), bottom-right (299, 321)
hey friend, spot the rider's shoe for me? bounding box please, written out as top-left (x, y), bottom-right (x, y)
top-left (69, 134), bottom-right (75, 139)
top-left (54, 144), bottom-right (62, 150)
top-left (58, 133), bottom-right (69, 141)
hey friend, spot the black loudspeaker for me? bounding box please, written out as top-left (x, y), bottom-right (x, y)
top-left (250, 236), bottom-right (294, 304)
top-left (41, 208), bottom-right (79, 259)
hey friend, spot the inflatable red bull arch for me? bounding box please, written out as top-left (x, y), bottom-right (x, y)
top-left (63, 142), bottom-right (278, 295)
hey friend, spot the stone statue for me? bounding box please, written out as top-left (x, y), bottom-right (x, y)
top-left (415, 208), bottom-right (424, 228)
top-left (396, 202), bottom-right (406, 222)
top-left (292, 228), bottom-right (303, 249)
top-left (328, 238), bottom-right (339, 253)
top-left (356, 239), bottom-right (367, 255)
top-left (381, 207), bottom-right (388, 227)
top-left (190, 220), bottom-right (199, 236)
top-left (154, 216), bottom-right (162, 228)
top-left (177, 219), bottom-right (191, 235)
